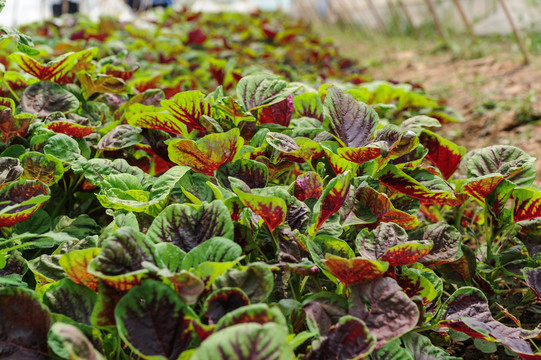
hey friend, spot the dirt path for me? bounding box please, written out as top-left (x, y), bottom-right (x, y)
top-left (334, 33), bottom-right (541, 184)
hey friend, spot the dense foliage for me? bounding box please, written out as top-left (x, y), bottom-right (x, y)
top-left (0, 6), bottom-right (540, 360)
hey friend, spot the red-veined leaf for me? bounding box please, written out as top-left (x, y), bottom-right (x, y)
top-left (168, 128), bottom-right (244, 176)
top-left (0, 108), bottom-right (33, 144)
top-left (438, 287), bottom-right (541, 359)
top-left (10, 48), bottom-right (97, 83)
top-left (161, 90), bottom-right (212, 133)
top-left (294, 172), bottom-right (323, 201)
top-left (513, 188), bottom-right (541, 221)
top-left (311, 171), bottom-right (352, 233)
top-left (232, 185), bottom-right (286, 232)
top-left (128, 111), bottom-right (188, 137)
top-left (323, 254), bottom-right (389, 287)
top-left (377, 164), bottom-right (460, 206)
top-left (258, 94), bottom-right (294, 127)
top-left (293, 92), bottom-right (324, 121)
top-left (419, 129), bottom-right (466, 179)
top-left (0, 179), bottom-right (50, 227)
top-left (59, 248), bottom-right (101, 291)
top-left (462, 174), bottom-right (504, 202)
top-left (348, 185), bottom-right (419, 229)
top-left (337, 146), bottom-right (381, 165)
top-left (20, 152), bottom-right (64, 186)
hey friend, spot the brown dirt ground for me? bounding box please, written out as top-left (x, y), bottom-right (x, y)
top-left (330, 31), bottom-right (541, 185)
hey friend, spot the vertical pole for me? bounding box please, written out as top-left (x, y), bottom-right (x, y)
top-left (424, 0), bottom-right (448, 42)
top-left (397, 0), bottom-right (419, 38)
top-left (366, 0), bottom-right (389, 35)
top-left (398, 0), bottom-right (419, 39)
top-left (337, 0), bottom-right (364, 36)
top-left (497, 0), bottom-right (530, 65)
top-left (343, 0), bottom-right (372, 37)
top-left (452, 0), bottom-right (475, 37)
top-left (388, 0), bottom-right (405, 36)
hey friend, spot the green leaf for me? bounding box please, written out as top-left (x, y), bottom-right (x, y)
top-left (77, 158), bottom-right (153, 188)
top-left (43, 278), bottom-right (97, 326)
top-left (372, 339), bottom-right (413, 360)
top-left (154, 243), bottom-right (186, 273)
top-left (43, 134), bottom-right (82, 164)
top-left (147, 200), bottom-right (234, 252)
top-left (97, 124), bottom-right (144, 150)
top-left (96, 166), bottom-right (190, 216)
top-left (182, 237), bottom-right (242, 270)
top-left (0, 26), bottom-right (39, 55)
top-left (237, 73), bottom-right (292, 111)
top-left (48, 323), bottom-right (105, 360)
top-left (115, 280), bottom-right (196, 360)
top-left (467, 145), bottom-right (536, 188)
top-left (402, 332), bottom-right (461, 360)
top-left (293, 92), bottom-right (324, 121)
top-left (78, 72), bottom-right (128, 98)
top-left (214, 263), bottom-right (274, 303)
top-left (192, 323), bottom-right (295, 360)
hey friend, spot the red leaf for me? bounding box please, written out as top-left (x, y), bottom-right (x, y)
top-left (324, 254), bottom-right (388, 287)
top-left (419, 130), bottom-right (465, 179)
top-left (258, 94), bottom-right (294, 127)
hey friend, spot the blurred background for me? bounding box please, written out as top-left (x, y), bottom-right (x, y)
top-left (2, 0), bottom-right (541, 36)
top-left (3, 0), bottom-right (541, 173)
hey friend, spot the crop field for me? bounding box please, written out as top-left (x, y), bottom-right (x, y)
top-left (0, 2), bottom-right (540, 359)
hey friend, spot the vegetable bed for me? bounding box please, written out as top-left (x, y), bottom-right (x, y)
top-left (0, 4), bottom-right (540, 360)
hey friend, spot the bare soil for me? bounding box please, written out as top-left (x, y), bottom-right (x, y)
top-left (331, 31), bottom-right (541, 185)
